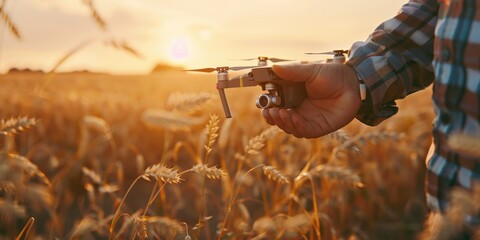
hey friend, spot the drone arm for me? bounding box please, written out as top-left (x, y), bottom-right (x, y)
top-left (216, 73), bottom-right (258, 118)
top-left (217, 74), bottom-right (258, 89)
top-left (217, 88), bottom-right (232, 118)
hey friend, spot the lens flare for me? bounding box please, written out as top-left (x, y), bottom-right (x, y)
top-left (169, 37), bottom-right (189, 61)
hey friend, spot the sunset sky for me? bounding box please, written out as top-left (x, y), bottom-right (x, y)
top-left (0, 0), bottom-right (407, 74)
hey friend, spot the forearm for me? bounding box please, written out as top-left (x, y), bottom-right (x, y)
top-left (346, 0), bottom-right (439, 125)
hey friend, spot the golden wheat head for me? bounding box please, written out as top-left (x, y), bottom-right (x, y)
top-left (0, 117), bottom-right (36, 135)
top-left (144, 164), bottom-right (181, 184)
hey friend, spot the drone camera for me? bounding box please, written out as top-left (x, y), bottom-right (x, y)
top-left (256, 93), bottom-right (281, 109)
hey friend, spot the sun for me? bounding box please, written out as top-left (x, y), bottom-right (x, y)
top-left (169, 37), bottom-right (190, 62)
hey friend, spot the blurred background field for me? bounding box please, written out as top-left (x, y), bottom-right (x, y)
top-left (0, 69), bottom-right (435, 239)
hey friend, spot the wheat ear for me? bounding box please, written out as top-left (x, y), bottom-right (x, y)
top-left (0, 4), bottom-right (21, 39)
top-left (263, 165), bottom-right (290, 184)
top-left (0, 117), bottom-right (36, 135)
top-left (166, 92), bottom-right (216, 113)
top-left (192, 163), bottom-right (225, 179)
top-left (144, 164), bottom-right (181, 184)
top-left (142, 109), bottom-right (205, 132)
top-left (82, 0), bottom-right (106, 31)
top-left (106, 39), bottom-right (143, 58)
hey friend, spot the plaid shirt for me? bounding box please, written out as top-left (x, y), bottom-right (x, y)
top-left (346, 0), bottom-right (480, 213)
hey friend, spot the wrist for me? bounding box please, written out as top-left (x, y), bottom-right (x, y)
top-left (345, 64), bottom-right (398, 126)
top-left (343, 64), bottom-right (365, 104)
top-left (357, 74), bottom-right (367, 101)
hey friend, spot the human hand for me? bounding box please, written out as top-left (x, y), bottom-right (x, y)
top-left (262, 63), bottom-right (362, 138)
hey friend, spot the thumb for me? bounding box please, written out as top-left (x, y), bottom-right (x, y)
top-left (272, 63), bottom-right (322, 83)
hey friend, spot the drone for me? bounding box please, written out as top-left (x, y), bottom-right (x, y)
top-left (305, 49), bottom-right (349, 64)
top-left (185, 51), bottom-right (346, 118)
top-left (186, 65), bottom-right (306, 118)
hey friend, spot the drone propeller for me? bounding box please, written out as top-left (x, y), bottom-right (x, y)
top-left (229, 65), bottom-right (258, 71)
top-left (185, 67), bottom-right (218, 73)
top-left (268, 57), bottom-right (293, 63)
top-left (233, 56), bottom-right (293, 63)
top-left (305, 52), bottom-right (334, 55)
top-left (305, 50), bottom-right (349, 55)
top-left (185, 65), bottom-right (257, 73)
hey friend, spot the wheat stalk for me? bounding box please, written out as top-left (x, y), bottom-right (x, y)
top-left (0, 3), bottom-right (21, 39)
top-left (36, 40), bottom-right (92, 97)
top-left (182, 222), bottom-right (191, 240)
top-left (15, 217), bottom-right (35, 240)
top-left (196, 115), bottom-right (221, 237)
top-left (49, 40), bottom-right (93, 74)
top-left (110, 171), bottom-right (174, 238)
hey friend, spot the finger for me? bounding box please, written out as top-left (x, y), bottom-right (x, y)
top-left (279, 109), bottom-right (297, 134)
top-left (278, 108), bottom-right (308, 137)
top-left (290, 111), bottom-right (323, 139)
top-left (268, 108), bottom-right (291, 134)
top-left (261, 109), bottom-right (274, 125)
top-left (289, 111), bottom-right (310, 138)
top-left (272, 63), bottom-right (322, 83)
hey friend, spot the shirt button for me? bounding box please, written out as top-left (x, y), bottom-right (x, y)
top-left (441, 48), bottom-right (450, 61)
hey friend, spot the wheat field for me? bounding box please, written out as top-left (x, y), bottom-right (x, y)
top-left (4, 0), bottom-right (480, 237)
top-left (1, 68), bottom-right (458, 240)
